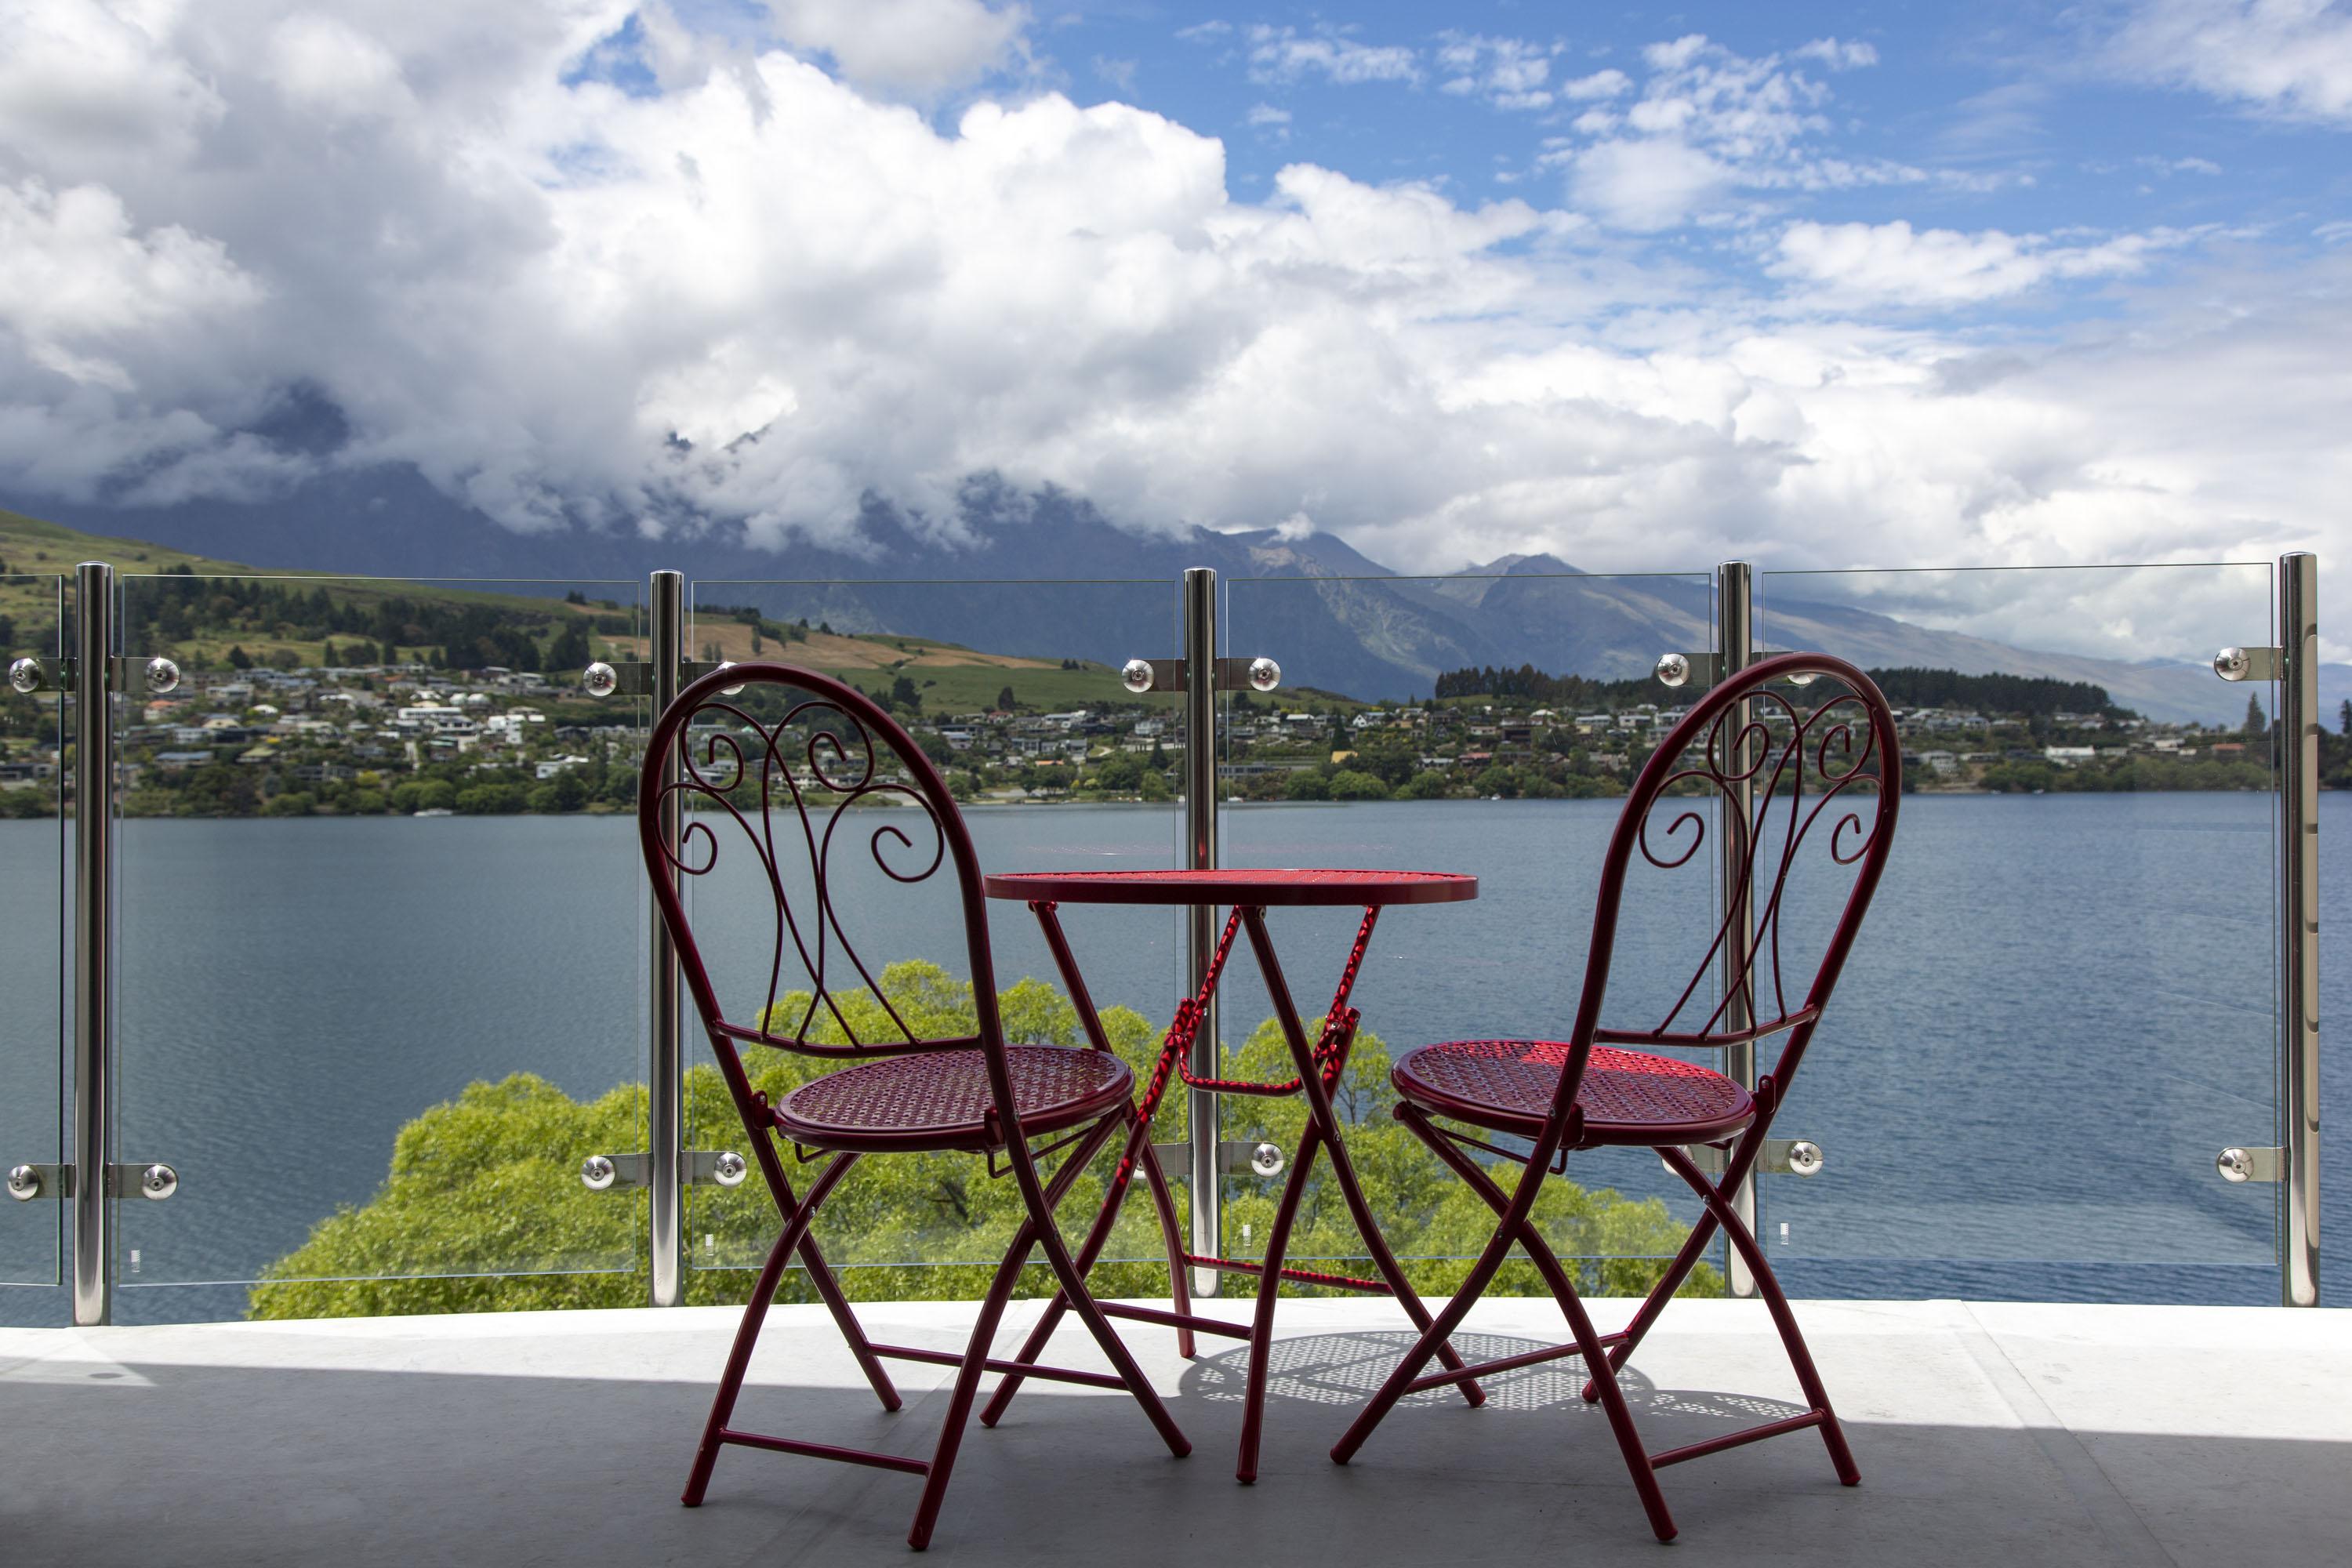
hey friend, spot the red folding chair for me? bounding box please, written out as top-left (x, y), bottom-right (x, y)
top-left (1330, 652), bottom-right (1901, 1541)
top-left (640, 662), bottom-right (1189, 1550)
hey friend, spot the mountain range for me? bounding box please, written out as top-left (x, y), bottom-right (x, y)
top-left (23, 459), bottom-right (2319, 726)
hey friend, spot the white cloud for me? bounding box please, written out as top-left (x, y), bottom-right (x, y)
top-left (764, 0), bottom-right (1029, 95)
top-left (1792, 37), bottom-right (1878, 71)
top-left (1561, 69), bottom-right (1632, 101)
top-left (1245, 24), bottom-right (1418, 86)
top-left (0, 0), bottom-right (2341, 619)
top-left (1771, 220), bottom-right (2180, 306)
top-left (1245, 103), bottom-right (1290, 126)
top-left (1435, 33), bottom-right (1555, 110)
top-left (1572, 139), bottom-right (1733, 232)
top-left (2108, 0), bottom-right (2352, 124)
top-left (1559, 34), bottom-right (1930, 230)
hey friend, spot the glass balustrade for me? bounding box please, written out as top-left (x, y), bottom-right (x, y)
top-left (0, 557), bottom-right (2321, 1325)
top-left (1218, 568), bottom-right (1730, 1299)
top-left (107, 573), bottom-right (648, 1323)
top-left (0, 572), bottom-right (65, 1319)
top-left (1755, 562), bottom-right (2283, 1305)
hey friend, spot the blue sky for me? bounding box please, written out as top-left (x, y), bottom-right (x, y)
top-left (2, 1), bottom-right (2349, 656)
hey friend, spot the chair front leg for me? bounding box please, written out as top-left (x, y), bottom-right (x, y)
top-left (1658, 1145), bottom-right (1859, 1486)
top-left (980, 1105), bottom-right (1156, 1425)
top-left (909, 1216), bottom-right (1040, 1550)
top-left (1017, 1134), bottom-right (1194, 1463)
top-left (682, 1150), bottom-right (860, 1507)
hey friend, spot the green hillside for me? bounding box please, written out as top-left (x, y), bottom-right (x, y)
top-left (0, 506), bottom-right (1149, 705)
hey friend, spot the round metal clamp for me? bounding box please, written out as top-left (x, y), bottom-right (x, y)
top-left (1120, 659), bottom-right (1155, 695)
top-left (8, 657), bottom-right (44, 695)
top-left (581, 662), bottom-right (619, 699)
top-left (2216, 1146), bottom-right (2256, 1184)
top-left (1247, 657), bottom-right (1281, 693)
top-left (1654, 652), bottom-right (1691, 689)
top-left (580, 1154), bottom-right (619, 1191)
top-left (717, 660), bottom-right (746, 697)
top-left (2213, 647), bottom-right (2252, 682)
top-left (139, 1163), bottom-right (177, 1200)
top-left (144, 657), bottom-right (181, 695)
top-left (1784, 1140), bottom-right (1824, 1178)
top-left (712, 1151), bottom-right (748, 1187)
top-left (1248, 1142), bottom-right (1286, 1179)
top-left (5, 1165), bottom-right (38, 1202)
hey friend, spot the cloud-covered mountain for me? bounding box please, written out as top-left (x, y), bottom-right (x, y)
top-left (32, 470), bottom-right (2273, 725)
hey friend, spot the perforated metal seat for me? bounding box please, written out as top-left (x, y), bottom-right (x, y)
top-left (776, 1045), bottom-right (1135, 1154)
top-left (1392, 1039), bottom-right (1755, 1146)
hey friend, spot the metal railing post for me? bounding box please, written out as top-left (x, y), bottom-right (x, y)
top-left (71, 561), bottom-right (114, 1325)
top-left (1716, 561), bottom-right (1759, 1300)
top-left (648, 571), bottom-right (685, 1306)
top-left (1183, 567), bottom-right (1221, 1297)
top-left (2279, 551), bottom-right (2319, 1307)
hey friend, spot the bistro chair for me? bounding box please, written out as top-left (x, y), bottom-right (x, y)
top-left (639, 662), bottom-right (1189, 1550)
top-left (1330, 652), bottom-right (1901, 1541)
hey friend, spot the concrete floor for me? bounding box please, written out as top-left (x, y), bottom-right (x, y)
top-left (2, 1294), bottom-right (2347, 1567)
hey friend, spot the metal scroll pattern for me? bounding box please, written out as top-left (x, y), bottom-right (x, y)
top-left (650, 691), bottom-right (954, 1056)
top-left (1634, 681), bottom-right (1893, 1044)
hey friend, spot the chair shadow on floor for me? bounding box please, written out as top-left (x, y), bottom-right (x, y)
top-left (1177, 1327), bottom-right (1806, 1428)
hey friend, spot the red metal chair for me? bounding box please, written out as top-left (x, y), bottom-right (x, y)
top-left (640, 662), bottom-right (1189, 1550)
top-left (1329, 652), bottom-right (1902, 1541)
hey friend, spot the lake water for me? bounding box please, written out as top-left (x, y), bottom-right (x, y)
top-left (2, 791), bottom-right (2343, 1324)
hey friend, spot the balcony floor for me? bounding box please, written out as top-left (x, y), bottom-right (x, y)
top-left (3, 1294), bottom-right (2346, 1566)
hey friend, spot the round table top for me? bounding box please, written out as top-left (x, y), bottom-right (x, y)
top-left (983, 867), bottom-right (1479, 908)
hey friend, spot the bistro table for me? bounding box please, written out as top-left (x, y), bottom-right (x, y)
top-left (976, 868), bottom-right (1486, 1481)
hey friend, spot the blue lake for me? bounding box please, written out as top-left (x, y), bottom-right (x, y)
top-left (2, 790), bottom-right (2341, 1323)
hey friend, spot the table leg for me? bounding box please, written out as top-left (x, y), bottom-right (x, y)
top-left (1238, 908), bottom-right (1485, 1409)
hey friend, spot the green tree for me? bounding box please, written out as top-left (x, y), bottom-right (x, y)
top-left (1327, 768), bottom-right (1391, 800)
top-left (1396, 770), bottom-right (1452, 800)
top-left (227, 644), bottom-right (252, 670)
top-left (247, 962), bottom-right (1715, 1319)
top-left (2244, 692), bottom-right (2267, 739)
top-left (1283, 769), bottom-right (1331, 801)
top-left (995, 684), bottom-right (1017, 712)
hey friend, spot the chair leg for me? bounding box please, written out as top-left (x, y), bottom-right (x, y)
top-left (1026, 1163), bottom-right (1194, 1463)
top-left (907, 1219), bottom-right (1040, 1550)
top-left (776, 1172), bottom-right (903, 1414)
top-left (1578, 1165), bottom-right (1723, 1403)
top-left (1664, 1148), bottom-right (1860, 1487)
top-left (1544, 1252), bottom-right (1679, 1541)
top-left (980, 1105), bottom-right (1156, 1427)
top-left (1328, 1178), bottom-right (1517, 1466)
top-left (682, 1152), bottom-right (859, 1508)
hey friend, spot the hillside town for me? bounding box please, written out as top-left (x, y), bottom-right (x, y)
top-left (0, 652), bottom-right (2291, 818)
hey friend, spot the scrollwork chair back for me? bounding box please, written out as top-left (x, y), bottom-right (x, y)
top-left (638, 662), bottom-right (1004, 1069)
top-left (1555, 651), bottom-right (1902, 1124)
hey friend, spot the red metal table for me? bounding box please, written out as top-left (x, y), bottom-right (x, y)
top-left (976, 867), bottom-right (1486, 1481)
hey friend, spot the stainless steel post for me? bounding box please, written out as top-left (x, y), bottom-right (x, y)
top-left (1716, 561), bottom-right (1758, 1300)
top-left (2279, 551), bottom-right (2319, 1307)
top-left (648, 570), bottom-right (685, 1306)
top-left (1183, 567), bottom-right (1221, 1297)
top-left (71, 561), bottom-right (114, 1325)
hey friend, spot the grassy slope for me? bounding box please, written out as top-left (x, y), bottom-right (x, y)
top-left (0, 506), bottom-right (1169, 709)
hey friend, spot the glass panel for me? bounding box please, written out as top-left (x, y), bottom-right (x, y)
top-left (112, 575), bottom-right (648, 1322)
top-left (0, 572), bottom-right (65, 1312)
top-left (1218, 570), bottom-right (1726, 1297)
top-left (1756, 563), bottom-right (2279, 1304)
top-left (681, 579), bottom-right (1187, 1299)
